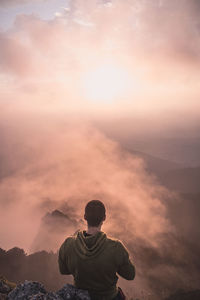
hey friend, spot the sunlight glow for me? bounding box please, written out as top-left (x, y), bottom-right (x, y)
top-left (83, 64), bottom-right (131, 102)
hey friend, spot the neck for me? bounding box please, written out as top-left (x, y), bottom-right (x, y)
top-left (87, 225), bottom-right (102, 235)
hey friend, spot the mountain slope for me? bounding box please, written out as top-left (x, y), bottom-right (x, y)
top-left (159, 167), bottom-right (200, 193)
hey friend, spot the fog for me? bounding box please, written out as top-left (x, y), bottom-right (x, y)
top-left (0, 112), bottom-right (170, 250)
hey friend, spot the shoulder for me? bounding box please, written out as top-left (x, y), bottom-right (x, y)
top-left (106, 236), bottom-right (124, 246)
top-left (63, 236), bottom-right (76, 244)
top-left (105, 237), bottom-right (130, 265)
top-left (106, 236), bottom-right (126, 250)
top-left (59, 236), bottom-right (76, 252)
top-left (107, 237), bottom-right (129, 256)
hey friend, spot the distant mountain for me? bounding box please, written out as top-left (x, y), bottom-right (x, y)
top-left (0, 247), bottom-right (70, 291)
top-left (127, 148), bottom-right (183, 176)
top-left (31, 209), bottom-right (82, 253)
top-left (165, 192), bottom-right (200, 245)
top-left (124, 148), bottom-right (200, 194)
top-left (130, 136), bottom-right (200, 167)
top-left (159, 167), bottom-right (200, 194)
top-left (101, 121), bottom-right (200, 166)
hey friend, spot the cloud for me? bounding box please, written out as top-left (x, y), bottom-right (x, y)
top-left (0, 0), bottom-right (46, 7)
top-left (0, 0), bottom-right (200, 119)
top-left (0, 111), bottom-right (171, 250)
top-left (0, 32), bottom-right (34, 75)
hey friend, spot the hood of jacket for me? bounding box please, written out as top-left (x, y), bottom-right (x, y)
top-left (74, 231), bottom-right (107, 260)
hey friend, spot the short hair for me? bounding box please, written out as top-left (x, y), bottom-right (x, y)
top-left (84, 200), bottom-right (106, 227)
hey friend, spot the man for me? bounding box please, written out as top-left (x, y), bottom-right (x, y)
top-left (58, 200), bottom-right (135, 300)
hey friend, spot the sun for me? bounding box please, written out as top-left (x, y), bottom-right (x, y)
top-left (82, 64), bottom-right (131, 102)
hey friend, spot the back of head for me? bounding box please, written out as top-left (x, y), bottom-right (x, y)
top-left (84, 200), bottom-right (106, 227)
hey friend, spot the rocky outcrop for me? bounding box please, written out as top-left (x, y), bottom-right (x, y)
top-left (0, 280), bottom-right (90, 300)
top-left (8, 281), bottom-right (46, 299)
top-left (0, 276), bottom-right (16, 299)
top-left (0, 281), bottom-right (11, 295)
top-left (30, 293), bottom-right (63, 300)
top-left (57, 284), bottom-right (91, 300)
top-left (0, 294), bottom-right (8, 300)
top-left (2, 278), bottom-right (200, 300)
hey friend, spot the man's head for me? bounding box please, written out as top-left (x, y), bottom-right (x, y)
top-left (84, 200), bottom-right (106, 227)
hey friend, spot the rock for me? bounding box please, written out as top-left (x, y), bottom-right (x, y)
top-left (57, 284), bottom-right (90, 300)
top-left (29, 292), bottom-right (63, 300)
top-left (8, 281), bottom-right (46, 300)
top-left (0, 281), bottom-right (11, 295)
top-left (0, 277), bottom-right (16, 293)
top-left (0, 293), bottom-right (8, 300)
top-left (7, 281), bottom-right (91, 300)
top-left (0, 277), bottom-right (16, 299)
top-left (74, 288), bottom-right (91, 300)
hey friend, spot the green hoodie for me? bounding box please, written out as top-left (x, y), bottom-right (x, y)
top-left (58, 231), bottom-right (135, 300)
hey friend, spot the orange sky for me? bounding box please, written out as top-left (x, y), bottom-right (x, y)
top-left (0, 0), bottom-right (200, 118)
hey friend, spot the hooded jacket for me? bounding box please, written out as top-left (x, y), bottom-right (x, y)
top-left (58, 231), bottom-right (135, 300)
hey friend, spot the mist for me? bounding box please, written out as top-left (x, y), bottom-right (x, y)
top-left (0, 111), bottom-right (170, 249)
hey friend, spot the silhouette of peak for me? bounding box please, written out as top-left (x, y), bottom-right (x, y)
top-left (31, 208), bottom-right (80, 252)
top-left (50, 210), bottom-right (69, 219)
top-left (43, 209), bottom-right (70, 223)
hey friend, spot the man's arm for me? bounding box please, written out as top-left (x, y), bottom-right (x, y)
top-left (116, 241), bottom-right (135, 280)
top-left (58, 239), bottom-right (72, 275)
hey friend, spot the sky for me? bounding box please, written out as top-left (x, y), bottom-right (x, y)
top-left (0, 0), bottom-right (67, 30)
top-left (1, 0), bottom-right (200, 118)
